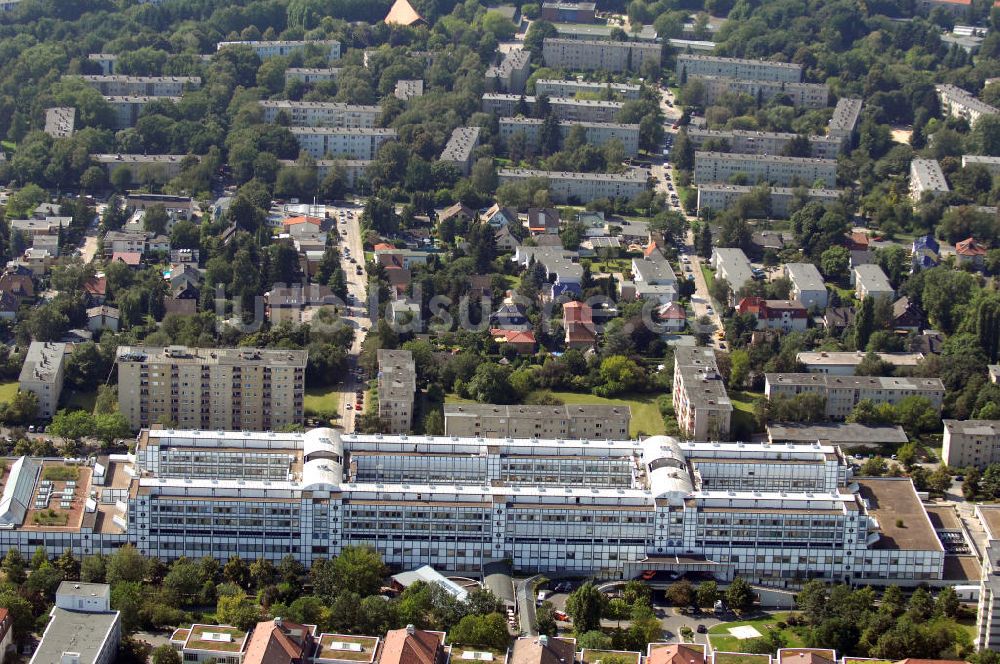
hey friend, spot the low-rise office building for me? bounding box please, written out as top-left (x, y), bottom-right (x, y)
top-left (116, 345), bottom-right (307, 431)
top-left (796, 351), bottom-right (926, 376)
top-left (30, 582), bottom-right (121, 664)
top-left (696, 184), bottom-right (840, 218)
top-left (785, 262), bottom-right (828, 309)
top-left (482, 93), bottom-right (623, 122)
top-left (378, 349), bottom-right (416, 434)
top-left (690, 76), bottom-right (829, 109)
top-left (497, 167), bottom-right (649, 203)
top-left (767, 422), bottom-right (909, 448)
top-left (534, 78), bottom-right (643, 100)
top-left (676, 53), bottom-right (803, 82)
top-left (710, 247), bottom-right (754, 301)
top-left (72, 74), bottom-right (200, 96)
top-left (936, 83), bottom-right (999, 126)
top-left (686, 127), bottom-right (843, 160)
top-left (259, 100), bottom-right (381, 127)
top-left (439, 126), bottom-right (481, 176)
top-left (444, 403), bottom-right (631, 439)
top-left (943, 420), bottom-right (1000, 468)
top-left (764, 374), bottom-right (946, 419)
top-left (290, 127), bottom-right (397, 159)
top-left (105, 95), bottom-right (181, 128)
top-left (499, 117), bottom-right (640, 157)
top-left (828, 97), bottom-right (863, 143)
top-left (910, 158), bottom-right (949, 201)
top-left (485, 48), bottom-right (532, 93)
top-left (852, 264), bottom-right (894, 301)
top-left (285, 67), bottom-right (341, 84)
top-left (694, 152), bottom-right (838, 187)
top-left (217, 39), bottom-right (341, 60)
top-left (18, 341), bottom-right (67, 419)
top-left (673, 346), bottom-right (732, 440)
top-left (542, 38), bottom-right (662, 73)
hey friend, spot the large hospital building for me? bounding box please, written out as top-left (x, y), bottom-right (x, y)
top-left (0, 427), bottom-right (945, 587)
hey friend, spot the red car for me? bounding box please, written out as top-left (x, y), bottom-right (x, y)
top-left (640, 570), bottom-right (656, 581)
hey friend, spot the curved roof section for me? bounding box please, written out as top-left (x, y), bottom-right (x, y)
top-left (0, 457), bottom-right (40, 528)
top-left (641, 436), bottom-right (694, 498)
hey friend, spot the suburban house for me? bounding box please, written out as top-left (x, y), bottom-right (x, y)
top-left (737, 297), bottom-right (809, 332)
top-left (956, 236), bottom-right (987, 268)
top-left (563, 300), bottom-right (597, 349)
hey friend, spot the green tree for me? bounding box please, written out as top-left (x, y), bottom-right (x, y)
top-left (666, 580), bottom-right (695, 607)
top-left (796, 580), bottom-right (828, 625)
top-left (106, 544), bottom-right (148, 586)
top-left (565, 581), bottom-right (607, 633)
top-left (55, 548), bottom-right (80, 580)
top-left (111, 581), bottom-right (146, 633)
top-left (151, 644), bottom-right (182, 664)
top-left (725, 577), bottom-right (754, 614)
top-left (696, 581), bottom-right (718, 608)
top-left (81, 555), bottom-right (107, 583)
top-left (30, 546), bottom-right (47, 570)
top-left (216, 591), bottom-right (261, 631)
top-left (936, 586), bottom-right (959, 618)
top-left (330, 546), bottom-right (388, 598)
top-left (223, 555), bottom-right (251, 589)
top-left (0, 591), bottom-right (34, 642)
top-left (1, 547), bottom-right (26, 585)
top-left (49, 409), bottom-right (96, 447)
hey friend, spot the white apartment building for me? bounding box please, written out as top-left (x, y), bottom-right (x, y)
top-left (18, 341), bottom-right (67, 419)
top-left (497, 167), bottom-right (649, 203)
top-left (106, 95), bottom-right (181, 128)
top-left (852, 264), bottom-right (894, 301)
top-left (710, 247), bottom-right (754, 301)
top-left (259, 100), bottom-right (381, 128)
top-left (439, 126), bottom-right (481, 176)
top-left (535, 78), bottom-right (642, 100)
top-left (962, 154), bottom-right (1000, 175)
top-left (796, 351), bottom-right (926, 376)
top-left (72, 75), bottom-right (200, 96)
top-left (910, 158), bottom-right (950, 201)
top-left (285, 67), bottom-right (341, 84)
top-left (290, 127), bottom-right (397, 159)
top-left (828, 97), bottom-right (863, 143)
top-left (444, 404), bottom-right (631, 439)
top-left (943, 419), bottom-right (1000, 468)
top-left (542, 38), bottom-right (662, 73)
top-left (30, 582), bottom-right (121, 664)
top-left (691, 76), bottom-right (829, 109)
top-left (499, 117), bottom-right (640, 157)
top-left (482, 93), bottom-right (623, 122)
top-left (278, 158), bottom-right (371, 190)
top-left (88, 53), bottom-right (118, 74)
top-left (936, 83), bottom-right (999, 126)
top-left (676, 54), bottom-right (803, 82)
top-left (694, 151), bottom-right (838, 187)
top-left (394, 79), bottom-right (424, 100)
top-left (485, 48), bottom-right (532, 93)
top-left (217, 39), bottom-right (341, 61)
top-left (116, 345), bottom-right (307, 431)
top-left (696, 184), bottom-right (840, 218)
top-left (686, 127), bottom-right (844, 160)
top-left (977, 505), bottom-right (1000, 650)
top-left (91, 153), bottom-right (192, 180)
top-left (764, 373), bottom-right (946, 419)
top-left (672, 346), bottom-right (732, 440)
top-left (377, 349), bottom-right (416, 434)
top-left (44, 107), bottom-right (75, 138)
top-left (785, 262), bottom-right (828, 309)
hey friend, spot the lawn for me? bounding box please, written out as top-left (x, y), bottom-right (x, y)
top-left (588, 258), bottom-right (633, 275)
top-left (43, 466), bottom-right (79, 481)
top-left (714, 654), bottom-right (773, 664)
top-left (32, 510), bottom-right (69, 526)
top-left (729, 391), bottom-right (764, 435)
top-left (702, 265), bottom-right (715, 292)
top-left (708, 612), bottom-right (805, 652)
top-left (0, 382), bottom-right (17, 404)
top-left (305, 386), bottom-right (342, 420)
top-left (63, 389), bottom-right (96, 414)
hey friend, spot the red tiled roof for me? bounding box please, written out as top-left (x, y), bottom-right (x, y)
top-left (243, 619), bottom-right (312, 664)
top-left (643, 243), bottom-right (660, 258)
top-left (374, 243), bottom-right (396, 251)
top-left (112, 251), bottom-right (141, 265)
top-left (283, 215), bottom-right (322, 227)
top-left (563, 300), bottom-right (593, 325)
top-left (658, 302), bottom-right (687, 320)
top-left (84, 276), bottom-right (107, 296)
top-left (380, 628), bottom-right (445, 664)
top-left (956, 237), bottom-right (987, 256)
top-left (492, 329), bottom-right (536, 345)
top-left (648, 645), bottom-right (705, 664)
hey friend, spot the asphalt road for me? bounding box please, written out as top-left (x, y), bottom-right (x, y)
top-left (332, 203), bottom-right (370, 433)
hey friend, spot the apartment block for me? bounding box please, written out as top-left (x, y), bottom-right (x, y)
top-left (91, 154), bottom-right (192, 180)
top-left (943, 420), bottom-right (1000, 468)
top-left (439, 126), bottom-right (481, 176)
top-left (796, 351), bottom-right (926, 376)
top-left (672, 346), bottom-right (733, 440)
top-left (499, 117), bottom-right (640, 156)
top-left (534, 78), bottom-right (643, 100)
top-left (30, 582), bottom-right (120, 664)
top-left (785, 262), bottom-right (828, 309)
top-left (443, 403), bottom-right (630, 439)
top-left (217, 39), bottom-right (341, 61)
top-left (541, 1), bottom-right (596, 22)
top-left (88, 53), bottom-right (117, 74)
top-left (909, 158), bottom-right (949, 201)
top-left (687, 127), bottom-right (844, 160)
top-left (764, 373), bottom-right (946, 419)
top-left (43, 107), bottom-right (75, 138)
top-left (115, 345), bottom-right (307, 431)
top-left (676, 54), bottom-right (803, 82)
top-left (485, 48), bottom-right (532, 94)
top-left (290, 127), bottom-right (397, 159)
top-left (279, 158), bottom-right (371, 190)
top-left (542, 38), bottom-right (662, 73)
top-left (378, 349), bottom-right (416, 434)
top-left (284, 67), bottom-right (341, 84)
top-left (828, 97), bottom-right (863, 143)
top-left (497, 167), bottom-right (649, 203)
top-left (937, 83), bottom-right (999, 126)
top-left (105, 96), bottom-right (181, 128)
top-left (18, 341), bottom-right (68, 419)
top-left (259, 100), bottom-right (380, 128)
top-left (962, 154), bottom-right (1000, 175)
top-left (72, 74), bottom-right (200, 96)
top-left (696, 184), bottom-right (839, 218)
top-left (710, 247), bottom-right (754, 301)
top-left (482, 93), bottom-right (623, 122)
top-left (394, 79), bottom-right (424, 100)
top-left (852, 264), bottom-right (894, 301)
top-left (691, 76), bottom-right (829, 109)
top-left (695, 151), bottom-right (838, 187)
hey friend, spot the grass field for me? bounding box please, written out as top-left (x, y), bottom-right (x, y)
top-left (305, 386), bottom-right (341, 420)
top-left (714, 654), bottom-right (773, 664)
top-left (0, 382), bottom-right (17, 404)
top-left (63, 390), bottom-right (96, 414)
top-left (447, 390), bottom-right (666, 437)
top-left (708, 613), bottom-right (805, 652)
top-left (729, 391), bottom-right (763, 435)
top-left (702, 265), bottom-right (716, 292)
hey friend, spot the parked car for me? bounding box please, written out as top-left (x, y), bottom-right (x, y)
top-left (697, 624), bottom-right (707, 634)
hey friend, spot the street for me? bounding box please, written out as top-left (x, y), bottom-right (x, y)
top-left (330, 203), bottom-right (370, 433)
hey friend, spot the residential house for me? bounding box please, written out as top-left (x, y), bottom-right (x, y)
top-left (852, 264), bottom-right (894, 301)
top-left (495, 225), bottom-right (521, 252)
top-left (379, 627), bottom-right (448, 664)
top-left (243, 618), bottom-right (315, 664)
top-left (265, 284), bottom-right (337, 324)
top-left (656, 302), bottom-right (687, 332)
top-left (893, 296), bottom-right (924, 332)
top-left (0, 269), bottom-right (35, 303)
top-left (375, 247), bottom-right (430, 270)
top-left (631, 252), bottom-right (677, 304)
top-left (912, 234), bottom-right (940, 270)
top-left (386, 268), bottom-right (412, 299)
top-left (483, 204), bottom-right (518, 228)
top-left (282, 215), bottom-right (324, 236)
top-left (710, 248), bottom-right (754, 304)
top-left (491, 302), bottom-right (531, 331)
top-left (528, 208), bottom-right (561, 235)
top-left (492, 328), bottom-right (536, 354)
top-left (563, 300), bottom-right (596, 349)
top-left (438, 203), bottom-right (474, 227)
top-left (824, 306), bottom-right (855, 333)
top-left (785, 262), bottom-right (827, 310)
top-left (956, 237), bottom-right (988, 268)
top-left (389, 299), bottom-right (421, 328)
top-left (737, 297), bottom-right (809, 332)
top-left (87, 306), bottom-right (120, 333)
top-left (111, 251), bottom-right (142, 268)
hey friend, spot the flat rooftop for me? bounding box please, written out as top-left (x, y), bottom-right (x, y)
top-left (796, 351), bottom-right (925, 366)
top-left (676, 53), bottom-right (802, 69)
top-left (857, 478), bottom-right (943, 552)
top-left (185, 624), bottom-right (249, 653)
top-left (925, 504), bottom-right (963, 530)
top-left (944, 419), bottom-right (1000, 436)
top-left (315, 633), bottom-right (381, 662)
top-left (33, 607), bottom-right (119, 664)
top-left (767, 423), bottom-right (908, 445)
top-left (116, 345), bottom-right (307, 367)
top-left (979, 505), bottom-right (1000, 539)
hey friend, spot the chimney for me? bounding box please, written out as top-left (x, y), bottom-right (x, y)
top-left (406, 624), bottom-right (416, 635)
top-left (274, 616), bottom-right (283, 627)
top-left (539, 635), bottom-right (549, 646)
